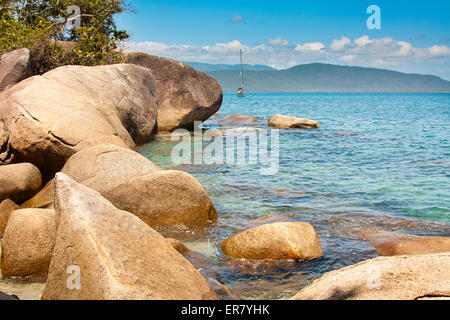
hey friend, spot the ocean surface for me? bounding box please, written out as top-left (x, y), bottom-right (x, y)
top-left (138, 92), bottom-right (450, 300)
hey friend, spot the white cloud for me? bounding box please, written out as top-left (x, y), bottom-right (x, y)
top-left (295, 42), bottom-right (325, 51)
top-left (331, 36), bottom-right (351, 51)
top-left (123, 35), bottom-right (450, 78)
top-left (395, 41), bottom-right (413, 57)
top-left (428, 45), bottom-right (450, 57)
top-left (355, 35), bottom-right (374, 47)
top-left (268, 38), bottom-right (289, 47)
top-left (339, 55), bottom-right (356, 63)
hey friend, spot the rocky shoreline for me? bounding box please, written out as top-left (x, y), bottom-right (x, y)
top-left (1, 48), bottom-right (449, 300)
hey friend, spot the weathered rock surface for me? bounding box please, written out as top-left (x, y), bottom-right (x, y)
top-left (291, 253), bottom-right (450, 300)
top-left (0, 199), bottom-right (19, 237)
top-left (22, 144), bottom-right (161, 209)
top-left (125, 52), bottom-right (223, 131)
top-left (268, 114), bottom-right (320, 129)
top-left (103, 170), bottom-right (218, 227)
top-left (221, 222), bottom-right (322, 260)
top-left (20, 180), bottom-right (55, 209)
top-left (0, 64), bottom-right (158, 180)
top-left (375, 237), bottom-right (450, 256)
top-left (61, 144), bottom-right (161, 193)
top-left (216, 114), bottom-right (258, 126)
top-left (1, 209), bottom-right (56, 277)
top-left (0, 163), bottom-right (42, 203)
top-left (42, 173), bottom-right (218, 300)
top-left (0, 49), bottom-right (32, 92)
top-left (21, 145), bottom-right (215, 228)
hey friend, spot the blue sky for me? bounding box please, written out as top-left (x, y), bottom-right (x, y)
top-left (117, 1), bottom-right (450, 79)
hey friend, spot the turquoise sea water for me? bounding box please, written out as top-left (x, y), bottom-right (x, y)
top-left (138, 93), bottom-right (450, 299)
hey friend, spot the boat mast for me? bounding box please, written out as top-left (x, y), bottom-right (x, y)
top-left (239, 49), bottom-right (244, 89)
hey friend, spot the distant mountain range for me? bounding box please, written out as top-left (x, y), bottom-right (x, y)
top-left (192, 63), bottom-right (450, 92)
top-left (183, 61), bottom-right (275, 72)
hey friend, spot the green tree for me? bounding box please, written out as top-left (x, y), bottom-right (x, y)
top-left (0, 0), bottom-right (131, 74)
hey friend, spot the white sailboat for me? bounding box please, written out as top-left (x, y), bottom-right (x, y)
top-left (236, 49), bottom-right (246, 97)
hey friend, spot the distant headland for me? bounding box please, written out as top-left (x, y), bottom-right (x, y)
top-left (185, 62), bottom-right (450, 93)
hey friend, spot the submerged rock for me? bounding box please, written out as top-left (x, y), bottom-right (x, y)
top-left (0, 199), bottom-right (19, 237)
top-left (207, 278), bottom-right (240, 300)
top-left (0, 163), bottom-right (42, 203)
top-left (125, 52), bottom-right (222, 131)
top-left (268, 114), bottom-right (320, 129)
top-left (221, 222), bottom-right (322, 260)
top-left (250, 215), bottom-right (295, 226)
top-left (291, 253), bottom-right (450, 300)
top-left (166, 238), bottom-right (190, 254)
top-left (0, 48), bottom-right (32, 92)
top-left (1, 209), bottom-right (56, 278)
top-left (0, 64), bottom-right (158, 180)
top-left (375, 237), bottom-right (450, 256)
top-left (354, 229), bottom-right (450, 256)
top-left (42, 173), bottom-right (217, 300)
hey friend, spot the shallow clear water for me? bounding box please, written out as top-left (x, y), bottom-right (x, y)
top-left (138, 92), bottom-right (450, 300)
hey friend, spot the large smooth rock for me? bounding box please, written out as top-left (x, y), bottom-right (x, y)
top-left (375, 237), bottom-right (450, 256)
top-left (0, 199), bottom-right (19, 237)
top-left (1, 209), bottom-right (56, 277)
top-left (103, 170), bottom-right (218, 227)
top-left (0, 48), bottom-right (32, 92)
top-left (0, 163), bottom-right (42, 203)
top-left (125, 52), bottom-right (223, 131)
top-left (61, 144), bottom-right (161, 193)
top-left (22, 144), bottom-right (162, 209)
top-left (0, 64), bottom-right (158, 180)
top-left (221, 222), bottom-right (322, 260)
top-left (21, 145), bottom-right (215, 228)
top-left (291, 253), bottom-right (450, 300)
top-left (42, 173), bottom-right (218, 300)
top-left (268, 114), bottom-right (320, 129)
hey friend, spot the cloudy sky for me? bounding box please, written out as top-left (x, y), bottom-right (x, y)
top-left (117, 0), bottom-right (450, 80)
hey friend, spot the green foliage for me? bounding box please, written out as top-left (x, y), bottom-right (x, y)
top-left (0, 0), bottom-right (131, 74)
